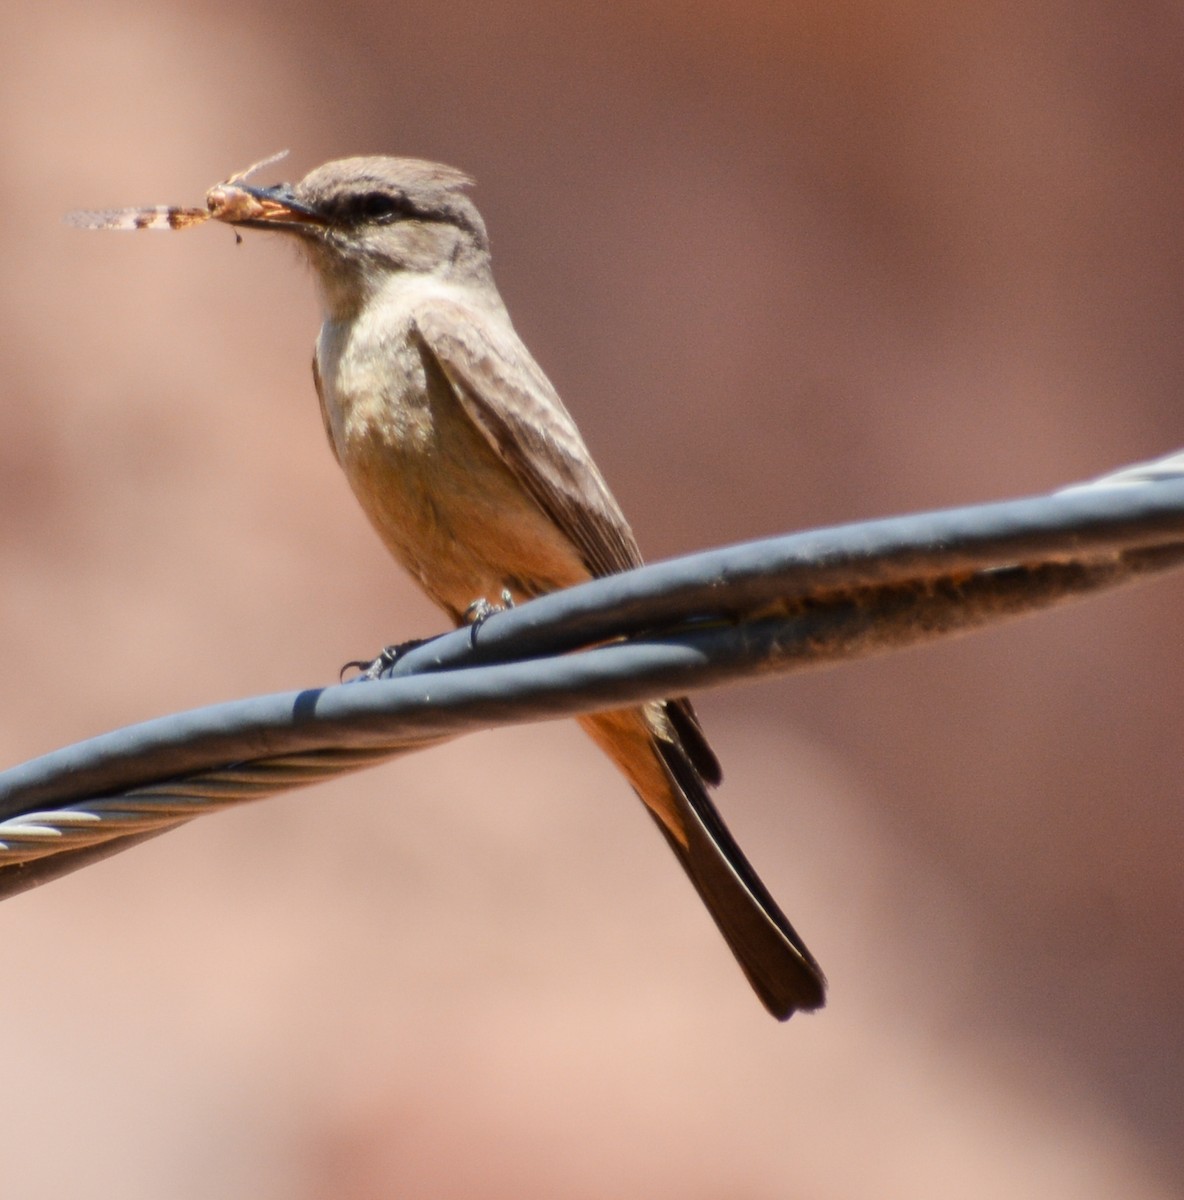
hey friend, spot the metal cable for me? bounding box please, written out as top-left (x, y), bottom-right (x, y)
top-left (2, 452), bottom-right (1183, 899)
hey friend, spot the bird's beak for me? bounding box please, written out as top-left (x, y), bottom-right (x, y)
top-left (206, 181), bottom-right (327, 232)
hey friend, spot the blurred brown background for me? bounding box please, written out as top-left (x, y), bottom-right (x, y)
top-left (2, 2), bottom-right (1182, 1197)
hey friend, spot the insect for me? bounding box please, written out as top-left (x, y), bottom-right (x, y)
top-left (65, 150), bottom-right (290, 234)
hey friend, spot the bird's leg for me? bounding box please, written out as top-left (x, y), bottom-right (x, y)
top-left (463, 588), bottom-right (515, 645)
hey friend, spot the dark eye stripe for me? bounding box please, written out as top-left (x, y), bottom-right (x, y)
top-left (330, 191), bottom-right (414, 223)
top-left (321, 189), bottom-right (480, 239)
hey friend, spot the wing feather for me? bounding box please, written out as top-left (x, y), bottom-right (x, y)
top-left (414, 299), bottom-right (722, 784)
top-left (413, 300), bottom-right (642, 580)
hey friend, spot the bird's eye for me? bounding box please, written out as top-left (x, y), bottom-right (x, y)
top-left (349, 192), bottom-right (405, 223)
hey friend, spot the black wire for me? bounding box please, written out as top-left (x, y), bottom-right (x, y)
top-left (1, 474), bottom-right (1182, 899)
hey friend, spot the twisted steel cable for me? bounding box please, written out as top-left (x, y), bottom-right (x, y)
top-left (3, 452), bottom-right (1183, 899)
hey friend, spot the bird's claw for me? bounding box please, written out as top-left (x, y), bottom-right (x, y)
top-left (463, 589), bottom-right (515, 645)
top-left (340, 636), bottom-right (429, 682)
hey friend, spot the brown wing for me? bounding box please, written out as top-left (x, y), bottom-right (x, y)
top-left (414, 299), bottom-right (722, 786)
top-left (413, 299), bottom-right (642, 581)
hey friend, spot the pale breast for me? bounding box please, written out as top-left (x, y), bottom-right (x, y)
top-left (315, 288), bottom-right (589, 618)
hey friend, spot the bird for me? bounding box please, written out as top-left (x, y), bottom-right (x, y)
top-left (221, 156), bottom-right (826, 1019)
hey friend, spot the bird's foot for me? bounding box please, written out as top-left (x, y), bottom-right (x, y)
top-left (463, 589), bottom-right (515, 645)
top-left (340, 636), bottom-right (430, 682)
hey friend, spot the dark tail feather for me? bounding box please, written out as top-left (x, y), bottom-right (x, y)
top-left (652, 736), bottom-right (827, 1020)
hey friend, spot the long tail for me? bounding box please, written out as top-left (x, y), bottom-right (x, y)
top-left (578, 705), bottom-right (826, 1020)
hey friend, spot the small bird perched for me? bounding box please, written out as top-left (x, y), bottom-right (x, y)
top-left (162, 155), bottom-right (828, 1018)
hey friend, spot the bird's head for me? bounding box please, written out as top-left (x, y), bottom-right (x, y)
top-left (218, 156), bottom-right (491, 316)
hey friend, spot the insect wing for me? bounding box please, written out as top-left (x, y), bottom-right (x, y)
top-left (65, 206), bottom-right (211, 232)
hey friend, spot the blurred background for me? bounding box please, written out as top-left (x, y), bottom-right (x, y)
top-left (2, 2), bottom-right (1182, 1196)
